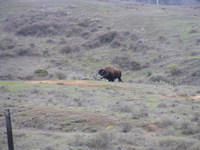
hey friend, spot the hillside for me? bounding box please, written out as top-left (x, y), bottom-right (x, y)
top-left (0, 0), bottom-right (200, 150)
top-left (0, 0), bottom-right (200, 85)
top-left (136, 0), bottom-right (200, 6)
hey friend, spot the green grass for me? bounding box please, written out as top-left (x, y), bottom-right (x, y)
top-left (0, 81), bottom-right (23, 86)
top-left (34, 69), bottom-right (49, 76)
top-left (185, 55), bottom-right (200, 60)
top-left (0, 81), bottom-right (30, 92)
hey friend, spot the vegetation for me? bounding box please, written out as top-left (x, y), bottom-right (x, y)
top-left (0, 0), bottom-right (200, 150)
top-left (167, 64), bottom-right (181, 75)
top-left (34, 69), bottom-right (49, 77)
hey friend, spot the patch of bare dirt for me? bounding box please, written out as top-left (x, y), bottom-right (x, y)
top-left (192, 95), bottom-right (200, 100)
top-left (142, 123), bottom-right (161, 135)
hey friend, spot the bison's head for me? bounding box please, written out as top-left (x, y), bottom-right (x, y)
top-left (98, 69), bottom-right (107, 76)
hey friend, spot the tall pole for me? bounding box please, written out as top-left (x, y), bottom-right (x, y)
top-left (156, 0), bottom-right (159, 5)
top-left (5, 109), bottom-right (14, 150)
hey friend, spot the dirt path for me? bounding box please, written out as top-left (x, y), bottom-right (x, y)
top-left (25, 80), bottom-right (200, 101)
top-left (25, 80), bottom-right (129, 88)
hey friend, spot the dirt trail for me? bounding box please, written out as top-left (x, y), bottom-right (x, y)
top-left (25, 80), bottom-right (129, 88)
top-left (25, 80), bottom-right (100, 87)
top-left (25, 80), bottom-right (200, 101)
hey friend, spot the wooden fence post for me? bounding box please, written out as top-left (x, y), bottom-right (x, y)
top-left (5, 109), bottom-right (14, 150)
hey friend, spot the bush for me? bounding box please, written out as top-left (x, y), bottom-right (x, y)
top-left (132, 110), bottom-right (148, 119)
top-left (83, 31), bottom-right (119, 49)
top-left (0, 37), bottom-right (16, 50)
top-left (181, 124), bottom-right (200, 135)
top-left (192, 71), bottom-right (200, 77)
top-left (196, 39), bottom-right (200, 45)
top-left (156, 117), bottom-right (175, 128)
top-left (110, 39), bottom-right (122, 48)
top-left (189, 113), bottom-right (200, 122)
top-left (159, 137), bottom-right (196, 150)
top-left (0, 75), bottom-right (13, 80)
top-left (167, 64), bottom-right (181, 75)
top-left (149, 75), bottom-right (170, 83)
top-left (71, 134), bottom-right (85, 147)
top-left (112, 56), bottom-right (142, 70)
top-left (121, 122), bottom-right (132, 133)
top-left (189, 29), bottom-right (198, 34)
top-left (86, 131), bottom-right (114, 149)
top-left (56, 72), bottom-right (66, 80)
top-left (16, 23), bottom-right (61, 37)
top-left (157, 103), bottom-right (167, 108)
top-left (190, 143), bottom-right (200, 150)
top-left (129, 40), bottom-right (151, 52)
top-left (60, 45), bottom-right (81, 54)
top-left (147, 71), bottom-right (153, 77)
top-left (97, 31), bottom-right (118, 44)
top-left (34, 69), bottom-right (48, 77)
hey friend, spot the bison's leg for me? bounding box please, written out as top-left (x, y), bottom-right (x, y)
top-left (108, 78), bottom-right (115, 82)
top-left (118, 77), bottom-right (122, 82)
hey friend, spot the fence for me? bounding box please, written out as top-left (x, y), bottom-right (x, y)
top-left (4, 109), bottom-right (15, 150)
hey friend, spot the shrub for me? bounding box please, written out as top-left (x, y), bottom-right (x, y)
top-left (158, 35), bottom-right (167, 42)
top-left (59, 38), bottom-right (67, 44)
top-left (112, 103), bottom-right (132, 113)
top-left (147, 71), bottom-right (153, 77)
top-left (192, 71), bottom-right (200, 77)
top-left (34, 69), bottom-right (48, 76)
top-left (181, 124), bottom-right (200, 135)
top-left (167, 64), bottom-right (181, 75)
top-left (97, 31), bottom-right (118, 44)
top-left (156, 117), bottom-right (175, 128)
top-left (130, 33), bottom-right (139, 41)
top-left (149, 75), bottom-right (177, 85)
top-left (44, 146), bottom-right (55, 150)
top-left (190, 113), bottom-right (200, 122)
top-left (77, 19), bottom-right (91, 27)
top-left (159, 137), bottom-right (196, 150)
top-left (149, 75), bottom-right (171, 83)
top-left (16, 23), bottom-right (60, 37)
top-left (189, 29), bottom-right (198, 34)
top-left (83, 31), bottom-right (119, 49)
top-left (129, 41), bottom-right (151, 52)
top-left (112, 56), bottom-right (142, 71)
top-left (0, 37), bottom-right (16, 50)
top-left (86, 131), bottom-right (114, 149)
top-left (60, 45), bottom-right (80, 54)
top-left (120, 104), bottom-right (132, 113)
top-left (196, 39), bottom-right (200, 45)
top-left (132, 110), bottom-right (148, 119)
top-left (190, 143), bottom-right (200, 150)
top-left (56, 72), bottom-right (66, 80)
top-left (0, 75), bottom-right (13, 80)
top-left (157, 103), bottom-right (167, 108)
top-left (110, 39), bottom-right (122, 48)
top-left (121, 122), bottom-right (132, 133)
top-left (71, 134), bottom-right (85, 147)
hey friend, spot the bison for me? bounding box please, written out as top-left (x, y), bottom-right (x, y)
top-left (98, 66), bottom-right (122, 82)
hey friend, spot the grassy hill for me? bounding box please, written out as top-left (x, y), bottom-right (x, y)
top-left (0, 0), bottom-right (200, 150)
top-left (0, 0), bottom-right (200, 85)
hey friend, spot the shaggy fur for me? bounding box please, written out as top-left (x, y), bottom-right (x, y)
top-left (98, 66), bottom-right (122, 82)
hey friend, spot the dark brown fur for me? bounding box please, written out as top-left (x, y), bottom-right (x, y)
top-left (98, 66), bottom-right (122, 82)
